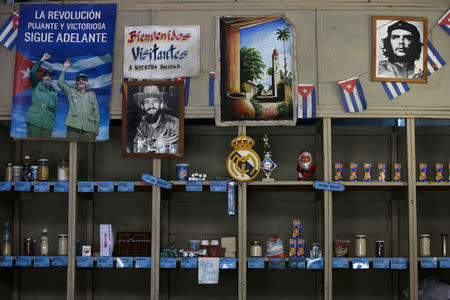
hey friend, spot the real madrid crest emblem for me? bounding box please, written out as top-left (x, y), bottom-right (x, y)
top-left (226, 134), bottom-right (261, 182)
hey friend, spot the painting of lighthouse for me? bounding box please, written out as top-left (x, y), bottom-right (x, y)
top-left (216, 16), bottom-right (297, 126)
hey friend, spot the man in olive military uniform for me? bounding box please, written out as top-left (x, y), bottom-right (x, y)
top-left (132, 85), bottom-right (179, 153)
top-left (58, 58), bottom-right (99, 140)
top-left (25, 53), bottom-right (58, 138)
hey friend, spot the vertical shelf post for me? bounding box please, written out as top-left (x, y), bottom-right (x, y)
top-left (67, 141), bottom-right (78, 300)
top-left (406, 118), bottom-right (418, 300)
top-left (322, 117), bottom-right (332, 300)
top-left (237, 125), bottom-right (246, 300)
top-left (151, 158), bottom-right (162, 300)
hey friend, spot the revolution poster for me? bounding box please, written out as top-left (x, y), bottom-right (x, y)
top-left (124, 26), bottom-right (200, 79)
top-left (10, 4), bottom-right (116, 140)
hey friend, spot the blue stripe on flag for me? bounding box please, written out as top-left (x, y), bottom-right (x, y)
top-left (354, 80), bottom-right (367, 111)
top-left (209, 73), bottom-right (214, 106)
top-left (183, 77), bottom-right (190, 106)
top-left (382, 82), bottom-right (394, 100)
top-left (427, 40), bottom-right (446, 76)
top-left (340, 87), bottom-right (351, 112)
top-left (0, 14), bottom-right (17, 50)
top-left (381, 82), bottom-right (410, 100)
top-left (311, 88), bottom-right (316, 118)
top-left (349, 92), bottom-right (360, 112)
top-left (302, 98), bottom-right (307, 118)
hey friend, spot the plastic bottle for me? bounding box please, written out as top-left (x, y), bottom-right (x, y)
top-left (2, 223), bottom-right (12, 256)
top-left (40, 228), bottom-right (48, 256)
top-left (23, 155), bottom-right (32, 182)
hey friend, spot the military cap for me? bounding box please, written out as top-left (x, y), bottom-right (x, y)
top-left (387, 20), bottom-right (420, 39)
top-left (42, 69), bottom-right (54, 77)
top-left (76, 73), bottom-right (88, 80)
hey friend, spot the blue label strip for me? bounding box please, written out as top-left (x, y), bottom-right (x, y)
top-left (268, 257), bottom-right (285, 269)
top-left (219, 257), bottom-right (236, 269)
top-left (0, 182), bottom-right (12, 192)
top-left (390, 257), bottom-right (407, 269)
top-left (333, 257), bottom-right (349, 269)
top-left (186, 181), bottom-right (203, 192)
top-left (54, 182), bottom-right (69, 192)
top-left (118, 181), bottom-right (134, 192)
top-left (34, 182), bottom-right (50, 192)
top-left (307, 258), bottom-right (324, 269)
top-left (51, 256), bottom-right (68, 267)
top-left (210, 181), bottom-right (227, 192)
top-left (313, 181), bottom-right (345, 192)
top-left (289, 258), bottom-right (305, 269)
top-left (135, 257), bottom-right (151, 268)
top-left (421, 257), bottom-right (437, 269)
top-left (352, 257), bottom-right (369, 269)
top-left (97, 256), bottom-right (113, 268)
top-left (440, 257), bottom-right (450, 268)
top-left (77, 256), bottom-right (93, 268)
top-left (373, 257), bottom-right (389, 269)
top-left (15, 182), bottom-right (31, 192)
top-left (180, 257), bottom-right (197, 269)
top-left (141, 174), bottom-right (172, 189)
top-left (33, 256), bottom-right (50, 267)
top-left (15, 256), bottom-right (32, 267)
top-left (160, 257), bottom-right (177, 268)
top-left (248, 257), bottom-right (265, 269)
top-left (117, 257), bottom-right (133, 268)
top-left (97, 181), bottom-right (114, 192)
top-left (78, 182), bottom-right (94, 193)
top-left (0, 256), bottom-right (13, 267)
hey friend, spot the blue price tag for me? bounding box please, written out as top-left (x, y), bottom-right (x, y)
top-left (51, 256), bottom-right (68, 267)
top-left (352, 257), bottom-right (369, 269)
top-left (97, 181), bottom-right (114, 192)
top-left (15, 182), bottom-right (31, 192)
top-left (118, 181), bottom-right (134, 192)
top-left (77, 256), bottom-right (93, 268)
top-left (34, 182), bottom-right (50, 192)
top-left (135, 257), bottom-right (151, 269)
top-left (268, 257), bottom-right (285, 269)
top-left (373, 257), bottom-right (389, 269)
top-left (117, 257), bottom-right (133, 268)
top-left (186, 181), bottom-right (203, 192)
top-left (421, 257), bottom-right (437, 269)
top-left (219, 258), bottom-right (236, 269)
top-left (180, 257), bottom-right (197, 269)
top-left (15, 256), bottom-right (32, 267)
top-left (314, 181), bottom-right (345, 191)
top-left (333, 257), bottom-right (349, 269)
top-left (78, 182), bottom-right (94, 192)
top-left (0, 256), bottom-right (13, 267)
top-left (160, 257), bottom-right (177, 268)
top-left (54, 182), bottom-right (69, 192)
top-left (307, 258), bottom-right (324, 269)
top-left (289, 258), bottom-right (305, 269)
top-left (97, 257), bottom-right (113, 268)
top-left (390, 257), bottom-right (407, 269)
top-left (248, 257), bottom-right (265, 269)
top-left (33, 256), bottom-right (50, 267)
top-left (440, 257), bottom-right (450, 268)
top-left (0, 182), bottom-right (12, 191)
top-left (210, 181), bottom-right (227, 192)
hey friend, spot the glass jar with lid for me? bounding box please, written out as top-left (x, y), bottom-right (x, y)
top-left (249, 240), bottom-right (262, 257)
top-left (58, 234), bottom-right (68, 255)
top-left (355, 234), bottom-right (367, 257)
top-left (419, 234), bottom-right (431, 257)
top-left (38, 159), bottom-right (49, 181)
top-left (57, 159), bottom-right (69, 181)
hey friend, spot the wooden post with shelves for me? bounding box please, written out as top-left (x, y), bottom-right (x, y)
top-left (322, 118), bottom-right (332, 300)
top-left (406, 118), bottom-right (418, 300)
top-left (151, 158), bottom-right (162, 300)
top-left (67, 141), bottom-right (77, 300)
top-left (237, 125), bottom-right (246, 300)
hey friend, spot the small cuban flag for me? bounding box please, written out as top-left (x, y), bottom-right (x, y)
top-left (427, 40), bottom-right (446, 76)
top-left (209, 72), bottom-right (215, 106)
top-left (338, 77), bottom-right (367, 113)
top-left (438, 9), bottom-right (450, 34)
top-left (0, 12), bottom-right (19, 51)
top-left (297, 84), bottom-right (316, 118)
top-left (381, 82), bottom-right (410, 100)
top-left (167, 77), bottom-right (190, 106)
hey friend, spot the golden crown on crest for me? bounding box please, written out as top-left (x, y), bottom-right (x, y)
top-left (231, 134), bottom-right (255, 149)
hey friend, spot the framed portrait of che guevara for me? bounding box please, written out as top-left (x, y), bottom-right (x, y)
top-left (121, 80), bottom-right (184, 158)
top-left (372, 16), bottom-right (428, 83)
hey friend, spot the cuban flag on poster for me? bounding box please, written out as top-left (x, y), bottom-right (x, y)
top-left (167, 77), bottom-right (190, 106)
top-left (0, 12), bottom-right (19, 50)
top-left (381, 82), bottom-right (410, 100)
top-left (209, 72), bottom-right (215, 106)
top-left (427, 40), bottom-right (446, 76)
top-left (338, 77), bottom-right (367, 113)
top-left (297, 84), bottom-right (316, 118)
top-left (438, 9), bottom-right (450, 34)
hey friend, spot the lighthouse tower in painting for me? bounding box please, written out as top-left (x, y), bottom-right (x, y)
top-left (272, 49), bottom-right (281, 97)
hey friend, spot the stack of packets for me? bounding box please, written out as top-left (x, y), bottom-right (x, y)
top-left (221, 236), bottom-right (236, 257)
top-left (289, 220), bottom-right (305, 259)
top-left (334, 162), bottom-right (402, 182)
top-left (419, 163), bottom-right (447, 182)
top-left (266, 236), bottom-right (285, 258)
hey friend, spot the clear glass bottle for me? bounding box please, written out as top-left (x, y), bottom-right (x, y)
top-left (355, 235), bottom-right (367, 257)
top-left (2, 223), bottom-right (11, 256)
top-left (58, 234), bottom-right (68, 256)
top-left (38, 159), bottom-right (49, 181)
top-left (419, 234), bottom-right (431, 257)
top-left (57, 159), bottom-right (69, 182)
top-left (40, 228), bottom-right (48, 256)
top-left (23, 155), bottom-right (32, 182)
top-left (441, 234), bottom-right (448, 257)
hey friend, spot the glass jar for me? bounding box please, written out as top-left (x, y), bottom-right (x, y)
top-left (24, 238), bottom-right (33, 256)
top-left (58, 234), bottom-right (68, 256)
top-left (5, 163), bottom-right (13, 182)
top-left (40, 228), bottom-right (48, 256)
top-left (375, 240), bottom-right (385, 257)
top-left (249, 240), bottom-right (262, 257)
top-left (57, 159), bottom-right (69, 181)
top-left (355, 235), bottom-right (367, 257)
top-left (38, 159), bottom-right (49, 181)
top-left (419, 234), bottom-right (431, 257)
top-left (441, 234), bottom-right (447, 257)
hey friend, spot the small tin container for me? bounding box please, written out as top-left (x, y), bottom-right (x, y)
top-left (419, 163), bottom-right (427, 182)
top-left (436, 163), bottom-right (444, 182)
top-left (363, 163), bottom-right (372, 182)
top-left (378, 163), bottom-right (386, 182)
top-left (30, 166), bottom-right (38, 181)
top-left (350, 162), bottom-right (358, 182)
top-left (176, 164), bottom-right (189, 181)
top-left (13, 166), bottom-right (23, 182)
top-left (334, 163), bottom-right (343, 182)
top-left (289, 239), bottom-right (297, 258)
top-left (393, 163), bottom-right (402, 182)
top-left (297, 239), bottom-right (305, 258)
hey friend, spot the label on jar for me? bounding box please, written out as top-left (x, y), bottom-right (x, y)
top-left (38, 166), bottom-right (49, 181)
top-left (58, 167), bottom-right (69, 181)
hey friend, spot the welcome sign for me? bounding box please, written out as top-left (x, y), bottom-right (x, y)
top-left (124, 26), bottom-right (200, 79)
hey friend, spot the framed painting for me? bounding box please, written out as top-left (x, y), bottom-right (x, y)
top-left (122, 80), bottom-right (184, 158)
top-left (372, 16), bottom-right (427, 83)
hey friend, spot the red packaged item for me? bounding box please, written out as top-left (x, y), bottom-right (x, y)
top-left (266, 236), bottom-right (285, 258)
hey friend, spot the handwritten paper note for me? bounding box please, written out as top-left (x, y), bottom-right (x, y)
top-left (198, 257), bottom-right (219, 284)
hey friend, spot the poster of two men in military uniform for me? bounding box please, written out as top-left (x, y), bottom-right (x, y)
top-left (10, 4), bottom-right (117, 140)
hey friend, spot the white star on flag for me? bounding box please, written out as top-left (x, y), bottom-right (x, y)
top-left (21, 67), bottom-right (30, 79)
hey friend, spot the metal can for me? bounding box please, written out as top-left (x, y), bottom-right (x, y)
top-left (176, 164), bottom-right (189, 181)
top-left (30, 166), bottom-right (38, 181)
top-left (5, 163), bottom-right (13, 182)
top-left (38, 159), bottom-right (49, 181)
top-left (13, 166), bottom-right (23, 182)
top-left (24, 238), bottom-right (33, 256)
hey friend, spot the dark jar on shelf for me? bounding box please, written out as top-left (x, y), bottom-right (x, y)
top-left (375, 240), bottom-right (385, 257)
top-left (24, 238), bottom-right (33, 256)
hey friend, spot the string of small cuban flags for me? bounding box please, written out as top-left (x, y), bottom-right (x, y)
top-left (2, 10), bottom-right (448, 111)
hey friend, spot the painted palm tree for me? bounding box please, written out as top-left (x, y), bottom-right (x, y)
top-left (276, 28), bottom-right (290, 77)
